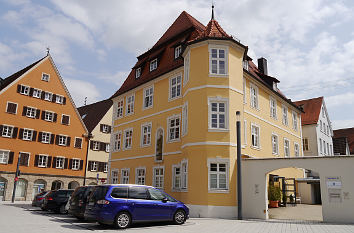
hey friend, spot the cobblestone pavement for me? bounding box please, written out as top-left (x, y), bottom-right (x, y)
top-left (1, 202), bottom-right (354, 233)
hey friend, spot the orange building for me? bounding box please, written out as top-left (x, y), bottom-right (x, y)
top-left (0, 54), bottom-right (88, 201)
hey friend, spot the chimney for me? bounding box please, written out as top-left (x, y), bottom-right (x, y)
top-left (257, 57), bottom-right (268, 76)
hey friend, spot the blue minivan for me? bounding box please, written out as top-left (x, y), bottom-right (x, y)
top-left (84, 184), bottom-right (189, 229)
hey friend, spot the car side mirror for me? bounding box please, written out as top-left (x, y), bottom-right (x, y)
top-left (162, 198), bottom-right (168, 203)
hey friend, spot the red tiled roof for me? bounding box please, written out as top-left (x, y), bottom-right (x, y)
top-left (333, 128), bottom-right (354, 154)
top-left (293, 97), bottom-right (323, 125)
top-left (195, 19), bottom-right (231, 40)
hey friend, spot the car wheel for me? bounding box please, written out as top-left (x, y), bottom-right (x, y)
top-left (173, 209), bottom-right (186, 225)
top-left (59, 205), bottom-right (67, 214)
top-left (114, 212), bottom-right (131, 229)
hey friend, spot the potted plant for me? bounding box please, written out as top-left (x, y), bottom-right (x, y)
top-left (268, 185), bottom-right (281, 208)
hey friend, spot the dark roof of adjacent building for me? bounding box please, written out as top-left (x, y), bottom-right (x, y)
top-left (333, 137), bottom-right (349, 155)
top-left (77, 99), bottom-right (113, 133)
top-left (333, 127), bottom-right (354, 154)
top-left (0, 56), bottom-right (46, 91)
top-left (293, 97), bottom-right (324, 125)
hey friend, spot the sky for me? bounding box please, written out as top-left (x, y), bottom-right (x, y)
top-left (0, 0), bottom-right (354, 130)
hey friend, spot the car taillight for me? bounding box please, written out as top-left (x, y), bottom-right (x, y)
top-left (47, 197), bottom-right (53, 201)
top-left (96, 200), bottom-right (109, 205)
top-left (79, 200), bottom-right (83, 206)
top-left (37, 197), bottom-right (44, 201)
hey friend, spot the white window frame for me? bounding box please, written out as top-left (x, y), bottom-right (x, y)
top-left (92, 141), bottom-right (100, 151)
top-left (113, 131), bottom-right (122, 151)
top-left (0, 150), bottom-right (10, 164)
top-left (2, 125), bottom-right (14, 138)
top-left (117, 99), bottom-right (124, 118)
top-left (294, 142), bottom-right (300, 157)
top-left (209, 45), bottom-right (228, 76)
top-left (32, 88), bottom-right (42, 98)
top-left (208, 97), bottom-right (229, 131)
top-left (270, 96), bottom-right (277, 119)
top-left (61, 114), bottom-right (70, 125)
top-left (292, 111), bottom-right (298, 131)
top-left (150, 58), bottom-right (158, 72)
top-left (182, 102), bottom-right (188, 136)
top-left (174, 45), bottom-right (182, 59)
top-left (23, 129), bottom-right (33, 141)
top-left (105, 143), bottom-right (110, 153)
top-left (125, 94), bottom-right (135, 116)
top-left (123, 128), bottom-right (133, 150)
top-left (111, 169), bottom-right (119, 184)
top-left (56, 156), bottom-right (64, 169)
top-left (250, 83), bottom-right (259, 109)
top-left (141, 122), bottom-right (152, 147)
top-left (172, 159), bottom-right (188, 191)
top-left (91, 161), bottom-right (98, 171)
top-left (282, 105), bottom-right (288, 126)
top-left (143, 86), bottom-right (154, 110)
top-left (58, 135), bottom-right (68, 146)
top-left (183, 51), bottom-right (190, 86)
top-left (19, 85), bottom-right (30, 95)
top-left (303, 138), bottom-right (309, 151)
top-left (135, 67), bottom-right (141, 79)
top-left (169, 74), bottom-right (182, 100)
top-left (319, 138), bottom-right (323, 154)
top-left (271, 133), bottom-right (279, 155)
top-left (102, 124), bottom-right (110, 133)
top-left (320, 120), bottom-right (323, 132)
top-left (172, 164), bottom-right (181, 190)
top-left (121, 168), bottom-right (130, 184)
top-left (38, 154), bottom-right (48, 167)
top-left (55, 95), bottom-right (64, 104)
top-left (104, 163), bottom-right (108, 173)
top-left (284, 138), bottom-right (290, 157)
top-left (41, 73), bottom-right (50, 82)
top-left (208, 158), bottom-right (229, 193)
top-left (26, 106), bottom-right (37, 118)
top-left (153, 166), bottom-right (164, 189)
top-left (251, 123), bottom-right (260, 149)
top-left (41, 132), bottom-right (51, 144)
top-left (44, 111), bottom-right (54, 122)
top-left (6, 101), bottom-right (18, 114)
top-left (243, 60), bottom-right (249, 71)
top-left (167, 114), bottom-right (181, 142)
top-left (135, 167), bottom-right (146, 185)
top-left (44, 92), bottom-right (53, 101)
top-left (72, 158), bottom-right (80, 170)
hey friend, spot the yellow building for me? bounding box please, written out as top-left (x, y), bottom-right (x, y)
top-left (109, 11), bottom-right (303, 218)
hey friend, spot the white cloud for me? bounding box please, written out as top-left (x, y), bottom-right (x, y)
top-left (64, 78), bottom-right (101, 106)
top-left (98, 70), bottom-right (130, 87)
top-left (332, 119), bottom-right (354, 130)
top-left (326, 92), bottom-right (354, 108)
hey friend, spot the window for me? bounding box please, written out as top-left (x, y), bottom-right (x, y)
top-left (183, 51), bottom-right (190, 85)
top-left (56, 157), bottom-right (64, 169)
top-left (32, 88), bottom-right (42, 98)
top-left (153, 167), bottom-right (164, 189)
top-left (92, 141), bottom-right (100, 150)
top-left (135, 168), bottom-right (146, 185)
top-left (19, 152), bottom-right (30, 166)
top-left (182, 102), bottom-right (188, 136)
top-left (172, 160), bottom-right (188, 191)
top-left (44, 92), bottom-right (53, 101)
top-left (173, 166), bottom-right (181, 190)
top-left (323, 140), bottom-right (327, 155)
top-left (55, 95), bottom-right (64, 104)
top-left (282, 105), bottom-right (288, 125)
top-left (38, 155), bottom-right (48, 167)
top-left (294, 143), bottom-right (300, 157)
top-left (322, 106), bottom-right (325, 117)
top-left (129, 186), bottom-right (148, 199)
top-left (243, 120), bottom-right (247, 145)
top-left (270, 97), bottom-right (277, 119)
top-left (44, 111), bottom-right (54, 122)
top-left (58, 135), bottom-right (68, 146)
top-left (19, 85), bottom-right (30, 95)
top-left (74, 138), bottom-right (82, 148)
top-left (209, 99), bottom-right (228, 130)
top-left (121, 169), bottom-right (129, 184)
top-left (113, 132), bottom-right (122, 151)
top-left (174, 45), bottom-right (182, 59)
top-left (0, 150), bottom-right (9, 164)
top-left (243, 78), bottom-right (247, 104)
top-left (168, 115), bottom-right (180, 142)
top-left (105, 143), bottom-right (110, 152)
top-left (123, 129), bottom-right (133, 150)
top-left (150, 58), bottom-right (158, 71)
top-left (319, 139), bottom-right (323, 154)
top-left (135, 67), bottom-right (141, 79)
top-left (104, 163), bottom-right (108, 173)
top-left (23, 129), bottom-right (33, 141)
top-left (26, 107), bottom-right (37, 118)
top-left (126, 94), bottom-right (134, 115)
top-left (181, 161), bottom-right (188, 190)
top-left (209, 47), bottom-right (227, 75)
top-left (169, 75), bottom-right (181, 100)
top-left (327, 126), bottom-right (329, 135)
top-left (303, 138), bottom-right (309, 151)
top-left (91, 161), bottom-right (98, 171)
top-left (100, 124), bottom-right (111, 133)
top-left (155, 128), bottom-right (163, 162)
top-left (284, 139), bottom-right (290, 157)
top-left (111, 170), bottom-right (119, 184)
top-left (111, 187), bottom-right (128, 198)
top-left (323, 122), bottom-right (326, 134)
top-left (116, 99), bottom-right (124, 118)
top-left (2, 125), bottom-right (14, 138)
top-left (327, 143), bottom-right (329, 156)
top-left (320, 120), bottom-right (323, 132)
top-left (250, 84), bottom-right (259, 109)
top-left (251, 124), bottom-right (260, 148)
top-left (271, 134), bottom-right (278, 155)
top-left (72, 159), bottom-right (80, 170)
top-left (292, 112), bottom-right (298, 131)
top-left (42, 73), bottom-right (50, 82)
top-left (208, 159), bottom-right (228, 191)
top-left (243, 60), bottom-right (249, 71)
top-left (141, 123), bottom-right (152, 146)
top-left (61, 115), bottom-right (70, 125)
top-left (143, 86), bottom-right (154, 109)
top-left (6, 102), bottom-right (17, 114)
top-left (41, 132), bottom-right (51, 143)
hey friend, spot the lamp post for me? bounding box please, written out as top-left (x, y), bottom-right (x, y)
top-left (236, 111), bottom-right (242, 220)
top-left (11, 156), bottom-right (21, 203)
top-left (83, 133), bottom-right (93, 186)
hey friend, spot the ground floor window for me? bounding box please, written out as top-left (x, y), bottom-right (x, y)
top-left (121, 169), bottom-right (129, 184)
top-left (111, 170), bottom-right (119, 184)
top-left (172, 160), bottom-right (188, 191)
top-left (51, 180), bottom-right (62, 190)
top-left (15, 179), bottom-right (27, 198)
top-left (135, 168), bottom-right (145, 185)
top-left (208, 158), bottom-right (229, 191)
top-left (153, 167), bottom-right (164, 189)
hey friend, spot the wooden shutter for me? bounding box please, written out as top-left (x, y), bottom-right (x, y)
top-left (52, 157), bottom-right (57, 168)
top-left (8, 152), bottom-right (14, 164)
top-left (108, 126), bottom-right (112, 133)
top-left (34, 155), bottom-right (39, 167)
top-left (100, 124), bottom-right (103, 132)
top-left (79, 160), bottom-right (84, 170)
top-left (64, 158), bottom-right (68, 169)
top-left (98, 162), bottom-right (104, 172)
top-left (100, 142), bottom-right (105, 151)
top-left (52, 94), bottom-right (56, 103)
top-left (88, 161), bottom-right (92, 171)
top-left (63, 97), bottom-right (66, 105)
top-left (41, 91), bottom-right (45, 100)
top-left (67, 137), bottom-right (71, 147)
top-left (17, 84), bottom-right (21, 93)
top-left (22, 106), bottom-right (27, 116)
top-left (19, 129), bottom-right (24, 139)
top-left (53, 113), bottom-right (57, 122)
top-left (41, 111), bottom-right (45, 120)
top-left (47, 156), bottom-right (52, 167)
top-left (12, 127), bottom-right (18, 139)
top-left (35, 109), bottom-right (40, 119)
top-left (0, 125), bottom-right (3, 136)
top-left (37, 132), bottom-right (42, 142)
top-left (32, 131), bottom-right (37, 141)
top-left (50, 134), bottom-right (55, 144)
top-left (55, 135), bottom-right (59, 145)
top-left (69, 159), bottom-right (73, 169)
top-left (29, 88), bottom-right (34, 96)
top-left (90, 141), bottom-right (94, 149)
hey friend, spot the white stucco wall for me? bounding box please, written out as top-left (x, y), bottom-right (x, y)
top-left (297, 182), bottom-right (314, 204)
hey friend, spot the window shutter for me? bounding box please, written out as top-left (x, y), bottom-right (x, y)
top-left (29, 88), bottom-right (34, 96)
top-left (22, 106), bottom-right (27, 116)
top-left (67, 137), bottom-right (71, 147)
top-left (55, 135), bottom-right (59, 145)
top-left (17, 84), bottom-right (21, 93)
top-left (52, 157), bottom-right (57, 168)
top-left (36, 109), bottom-right (40, 119)
top-left (12, 127), bottom-right (18, 139)
top-left (69, 159), bottom-right (73, 169)
top-left (52, 94), bottom-right (56, 103)
top-left (0, 125), bottom-right (3, 136)
top-left (19, 128), bottom-right (24, 139)
top-left (34, 155), bottom-right (39, 167)
top-left (24, 154), bottom-right (29, 166)
top-left (32, 131), bottom-right (37, 141)
top-left (38, 132), bottom-right (42, 142)
top-left (79, 160), bottom-right (84, 170)
top-left (100, 142), bottom-right (105, 151)
top-left (99, 162), bottom-right (104, 172)
top-left (64, 158), bottom-right (68, 169)
top-left (90, 141), bottom-right (94, 150)
top-left (53, 113), bottom-right (57, 122)
top-left (88, 161), bottom-right (92, 171)
top-left (63, 97), bottom-right (66, 105)
top-left (100, 124), bottom-right (103, 132)
top-left (41, 111), bottom-right (45, 120)
top-left (108, 126), bottom-right (112, 133)
top-left (50, 134), bottom-right (55, 144)
top-left (41, 91), bottom-right (45, 100)
top-left (8, 152), bottom-right (14, 164)
top-left (47, 156), bottom-right (52, 167)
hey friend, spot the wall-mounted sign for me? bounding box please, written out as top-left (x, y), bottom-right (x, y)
top-left (326, 176), bottom-right (342, 203)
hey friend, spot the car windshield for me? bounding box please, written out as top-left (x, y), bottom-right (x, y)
top-left (148, 188), bottom-right (176, 202)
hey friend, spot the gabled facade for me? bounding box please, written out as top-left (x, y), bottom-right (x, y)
top-left (294, 97), bottom-right (334, 156)
top-left (109, 11), bottom-right (303, 218)
top-left (77, 99), bottom-right (113, 184)
top-left (0, 55), bottom-right (88, 201)
top-left (333, 127), bottom-right (354, 155)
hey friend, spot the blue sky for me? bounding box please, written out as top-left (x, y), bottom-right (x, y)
top-left (1, 0), bottom-right (354, 129)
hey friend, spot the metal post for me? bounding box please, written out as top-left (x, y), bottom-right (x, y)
top-left (236, 111), bottom-right (242, 220)
top-left (11, 155), bottom-right (20, 203)
top-left (83, 133), bottom-right (93, 186)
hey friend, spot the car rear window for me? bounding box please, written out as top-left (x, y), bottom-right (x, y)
top-left (111, 187), bottom-right (128, 198)
top-left (128, 187), bottom-right (148, 199)
top-left (90, 186), bottom-right (109, 202)
top-left (72, 187), bottom-right (85, 199)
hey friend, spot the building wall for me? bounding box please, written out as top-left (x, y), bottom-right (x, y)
top-left (302, 125), bottom-right (318, 156)
top-left (316, 104), bottom-right (333, 156)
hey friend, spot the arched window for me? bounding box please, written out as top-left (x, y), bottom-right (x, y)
top-left (0, 176), bottom-right (7, 201)
top-left (68, 181), bottom-right (79, 190)
top-left (15, 179), bottom-right (27, 198)
top-left (33, 179), bottom-right (46, 199)
top-left (156, 128), bottom-right (164, 161)
top-left (51, 180), bottom-right (63, 190)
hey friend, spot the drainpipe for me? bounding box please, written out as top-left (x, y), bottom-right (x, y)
top-left (83, 133), bottom-right (93, 186)
top-left (236, 111), bottom-right (242, 220)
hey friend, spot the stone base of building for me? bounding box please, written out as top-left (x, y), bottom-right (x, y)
top-left (0, 172), bottom-right (84, 201)
top-left (187, 204), bottom-right (238, 219)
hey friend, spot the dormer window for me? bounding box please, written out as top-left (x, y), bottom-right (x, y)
top-left (242, 60), bottom-right (249, 71)
top-left (273, 82), bottom-right (277, 91)
top-left (175, 45), bottom-right (182, 59)
top-left (135, 67), bottom-right (141, 79)
top-left (150, 59), bottom-right (158, 72)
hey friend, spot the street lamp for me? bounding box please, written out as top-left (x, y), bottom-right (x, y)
top-left (236, 111), bottom-right (242, 220)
